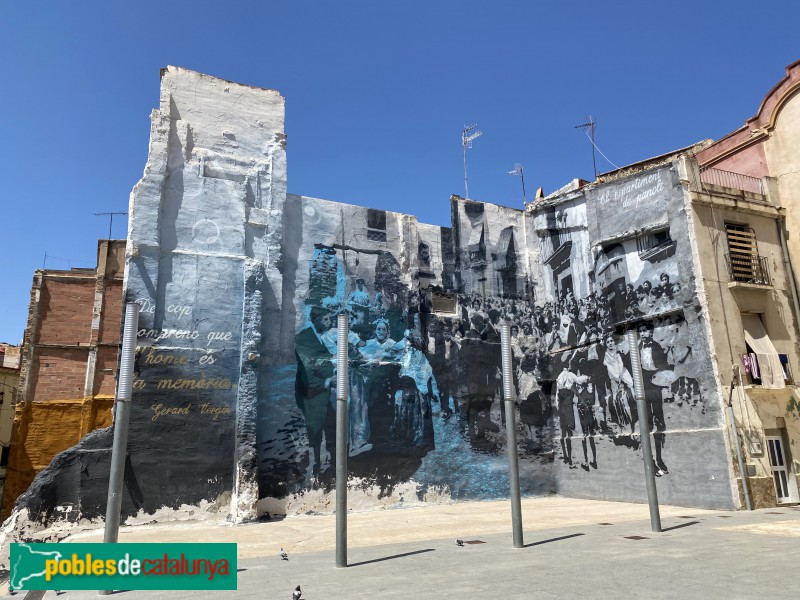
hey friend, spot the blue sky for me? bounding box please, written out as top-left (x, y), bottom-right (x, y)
top-left (1, 1), bottom-right (798, 343)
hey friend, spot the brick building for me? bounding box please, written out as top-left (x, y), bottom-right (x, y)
top-left (0, 240), bottom-right (125, 519)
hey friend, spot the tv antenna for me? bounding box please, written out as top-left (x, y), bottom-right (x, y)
top-left (507, 163), bottom-right (527, 204)
top-left (95, 212), bottom-right (128, 240)
top-left (41, 252), bottom-right (71, 270)
top-left (462, 124), bottom-right (482, 199)
top-left (575, 116), bottom-right (597, 179)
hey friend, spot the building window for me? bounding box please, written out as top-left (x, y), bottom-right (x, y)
top-left (726, 223), bottom-right (771, 285)
top-left (541, 228), bottom-right (572, 266)
top-left (367, 209), bottom-right (387, 242)
top-left (467, 223), bottom-right (486, 267)
top-left (0, 446), bottom-right (9, 467)
top-left (636, 229), bottom-right (675, 261)
top-left (741, 313), bottom-right (787, 388)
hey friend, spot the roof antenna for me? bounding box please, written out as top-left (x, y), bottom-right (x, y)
top-left (575, 116), bottom-right (597, 179)
top-left (94, 212), bottom-right (128, 240)
top-left (507, 163), bottom-right (527, 204)
top-left (462, 124), bottom-right (482, 199)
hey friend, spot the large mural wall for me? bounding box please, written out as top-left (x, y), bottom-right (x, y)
top-left (256, 166), bottom-right (733, 512)
top-left (530, 166), bottom-right (732, 505)
top-left (7, 70), bottom-right (735, 537)
top-left (258, 196), bottom-right (562, 511)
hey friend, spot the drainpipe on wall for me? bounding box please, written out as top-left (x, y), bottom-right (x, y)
top-left (727, 367), bottom-right (752, 511)
top-left (776, 213), bottom-right (800, 340)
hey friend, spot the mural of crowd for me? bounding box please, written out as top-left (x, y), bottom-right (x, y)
top-left (292, 240), bottom-right (705, 491)
top-left (295, 244), bottom-right (441, 483)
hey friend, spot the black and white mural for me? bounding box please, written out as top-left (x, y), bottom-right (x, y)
top-left (6, 70), bottom-right (734, 537)
top-left (12, 153), bottom-right (735, 528)
top-left (257, 167), bottom-right (732, 511)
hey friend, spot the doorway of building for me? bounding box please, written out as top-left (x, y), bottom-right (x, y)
top-left (766, 435), bottom-right (795, 504)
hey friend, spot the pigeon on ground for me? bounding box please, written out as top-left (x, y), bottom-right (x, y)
top-left (292, 584), bottom-right (302, 599)
top-left (280, 548), bottom-right (289, 560)
top-left (456, 539), bottom-right (464, 547)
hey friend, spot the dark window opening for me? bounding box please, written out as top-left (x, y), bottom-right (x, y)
top-left (367, 209), bottom-right (387, 242)
top-left (636, 229), bottom-right (675, 261)
top-left (726, 223), bottom-right (771, 285)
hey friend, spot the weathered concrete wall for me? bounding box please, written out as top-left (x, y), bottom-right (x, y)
top-left (123, 66), bottom-right (287, 522)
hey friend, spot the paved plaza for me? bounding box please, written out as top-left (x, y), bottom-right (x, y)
top-left (4, 496), bottom-right (800, 599)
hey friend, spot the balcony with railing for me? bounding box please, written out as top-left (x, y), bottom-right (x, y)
top-left (699, 167), bottom-right (764, 195)
top-left (636, 230), bottom-right (675, 262)
top-left (541, 229), bottom-right (572, 266)
top-left (726, 253), bottom-right (772, 286)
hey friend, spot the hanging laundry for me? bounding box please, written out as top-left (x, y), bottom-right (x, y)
top-left (749, 353), bottom-right (760, 379)
top-left (742, 354), bottom-right (753, 375)
top-left (779, 354), bottom-right (790, 380)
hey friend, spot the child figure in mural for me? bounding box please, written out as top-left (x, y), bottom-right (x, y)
top-left (340, 279), bottom-right (379, 457)
top-left (347, 277), bottom-right (371, 311)
top-left (426, 318), bottom-right (458, 419)
top-left (637, 280), bottom-right (656, 315)
top-left (360, 318), bottom-right (397, 360)
top-left (602, 334), bottom-right (635, 434)
top-left (574, 371), bottom-right (598, 470)
top-left (347, 348), bottom-right (372, 458)
top-left (555, 366), bottom-right (578, 468)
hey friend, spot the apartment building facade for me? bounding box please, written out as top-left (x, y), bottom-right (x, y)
top-left (687, 60), bottom-right (800, 506)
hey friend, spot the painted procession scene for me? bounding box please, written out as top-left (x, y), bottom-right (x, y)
top-left (258, 176), bottom-right (729, 510)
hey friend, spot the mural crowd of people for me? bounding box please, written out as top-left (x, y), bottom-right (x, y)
top-left (294, 244), bottom-right (704, 486)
